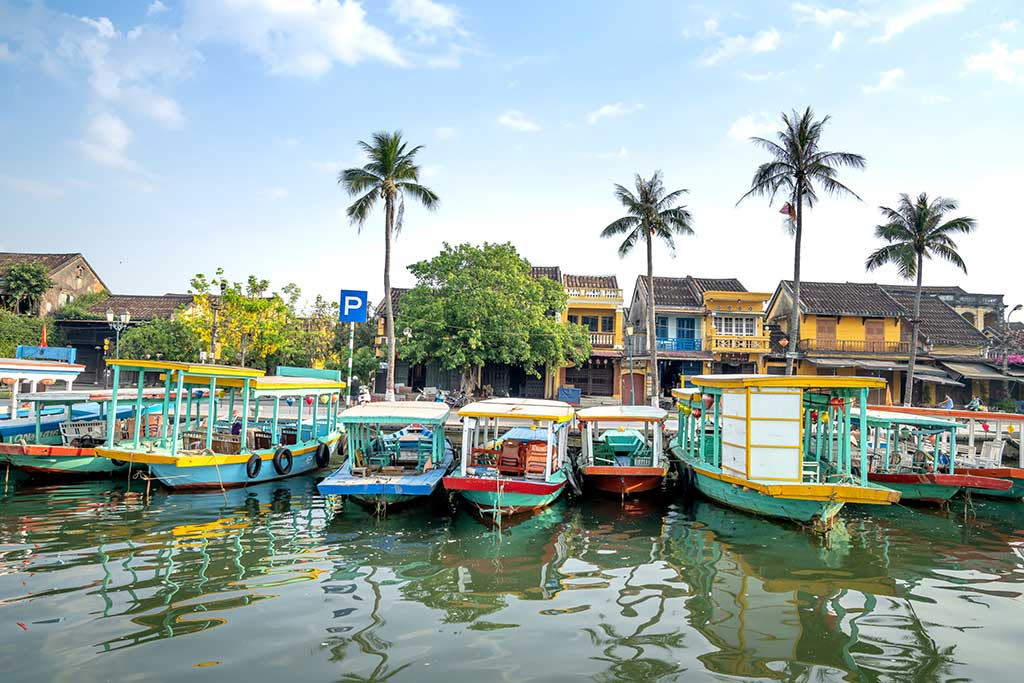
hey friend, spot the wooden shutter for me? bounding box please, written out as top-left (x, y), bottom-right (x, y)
top-left (816, 318), bottom-right (837, 350)
top-left (865, 319), bottom-right (885, 352)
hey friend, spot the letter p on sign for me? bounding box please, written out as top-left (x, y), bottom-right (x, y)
top-left (339, 290), bottom-right (369, 323)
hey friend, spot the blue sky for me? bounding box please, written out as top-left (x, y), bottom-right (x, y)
top-left (2, 0), bottom-right (1023, 315)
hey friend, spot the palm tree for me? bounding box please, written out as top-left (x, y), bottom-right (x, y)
top-left (738, 107), bottom-right (865, 375)
top-left (340, 131), bottom-right (439, 400)
top-left (866, 193), bottom-right (976, 406)
top-left (602, 171), bottom-right (694, 404)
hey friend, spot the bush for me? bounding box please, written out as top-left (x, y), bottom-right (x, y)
top-left (0, 311), bottom-right (63, 356)
top-left (54, 291), bottom-right (109, 320)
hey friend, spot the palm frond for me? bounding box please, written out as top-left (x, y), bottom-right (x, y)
top-left (865, 243), bottom-right (917, 278)
top-left (346, 188), bottom-right (379, 231)
top-left (339, 167), bottom-right (383, 195)
top-left (601, 216), bottom-right (640, 237)
top-left (398, 181), bottom-right (439, 210)
top-left (616, 227), bottom-right (642, 257)
top-left (930, 242), bottom-right (968, 273)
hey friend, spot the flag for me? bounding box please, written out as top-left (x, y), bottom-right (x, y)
top-left (779, 202), bottom-right (796, 222)
top-left (885, 386), bottom-right (893, 406)
top-left (40, 322), bottom-right (48, 348)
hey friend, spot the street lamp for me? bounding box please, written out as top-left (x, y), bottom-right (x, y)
top-left (1003, 303), bottom-right (1022, 381)
top-left (625, 323), bottom-right (635, 406)
top-left (106, 308), bottom-right (131, 359)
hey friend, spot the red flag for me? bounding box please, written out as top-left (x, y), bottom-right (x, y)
top-left (779, 202), bottom-right (796, 222)
top-left (40, 322), bottom-right (48, 348)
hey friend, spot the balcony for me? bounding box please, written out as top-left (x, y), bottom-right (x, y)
top-left (656, 337), bottom-right (702, 352)
top-left (566, 287), bottom-right (623, 305)
top-left (589, 332), bottom-right (615, 348)
top-left (707, 335), bottom-right (771, 353)
top-left (799, 338), bottom-right (911, 354)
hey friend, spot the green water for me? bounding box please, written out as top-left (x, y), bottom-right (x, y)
top-left (1, 475), bottom-right (1022, 682)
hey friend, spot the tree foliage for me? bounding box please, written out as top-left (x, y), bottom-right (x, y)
top-left (119, 318), bottom-right (202, 362)
top-left (0, 310), bottom-right (61, 356)
top-left (397, 242), bottom-right (591, 390)
top-left (2, 262), bottom-right (54, 314)
top-left (54, 291), bottom-right (110, 320)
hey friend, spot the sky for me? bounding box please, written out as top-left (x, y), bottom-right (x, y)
top-left (2, 0), bottom-right (1023, 316)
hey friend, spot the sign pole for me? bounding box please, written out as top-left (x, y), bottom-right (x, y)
top-left (346, 322), bottom-right (355, 405)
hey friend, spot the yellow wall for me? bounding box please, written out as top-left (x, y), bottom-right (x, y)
top-left (799, 314), bottom-right (902, 342)
top-left (563, 303), bottom-right (624, 348)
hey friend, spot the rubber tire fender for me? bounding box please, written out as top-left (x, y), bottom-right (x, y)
top-left (273, 447), bottom-right (294, 475)
top-left (79, 435), bottom-right (96, 449)
top-left (246, 454), bottom-right (263, 479)
top-left (314, 442), bottom-right (331, 468)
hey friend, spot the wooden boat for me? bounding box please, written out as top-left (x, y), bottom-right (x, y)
top-left (671, 375), bottom-right (900, 528)
top-left (94, 360), bottom-right (344, 490)
top-left (443, 398), bottom-right (574, 518)
top-left (575, 405), bottom-right (668, 496)
top-left (868, 405), bottom-right (1024, 500)
top-left (0, 355), bottom-right (85, 420)
top-left (317, 401), bottom-right (454, 508)
top-left (855, 408), bottom-right (1011, 503)
top-left (0, 388), bottom-right (197, 476)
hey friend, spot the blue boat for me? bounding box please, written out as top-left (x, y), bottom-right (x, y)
top-left (318, 401), bottom-right (454, 509)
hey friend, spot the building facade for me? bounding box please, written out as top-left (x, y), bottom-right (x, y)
top-left (0, 252), bottom-right (107, 316)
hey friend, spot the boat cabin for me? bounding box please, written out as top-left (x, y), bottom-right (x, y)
top-left (854, 409), bottom-right (961, 475)
top-left (0, 357), bottom-right (85, 419)
top-left (576, 405), bottom-right (667, 469)
top-left (340, 401), bottom-right (451, 474)
top-left (458, 398), bottom-right (573, 483)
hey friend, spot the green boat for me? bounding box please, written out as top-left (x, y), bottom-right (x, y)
top-left (671, 375), bottom-right (901, 529)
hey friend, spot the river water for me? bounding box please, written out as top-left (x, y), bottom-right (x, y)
top-left (1, 474), bottom-right (1022, 682)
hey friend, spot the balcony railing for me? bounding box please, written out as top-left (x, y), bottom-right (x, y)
top-left (799, 338), bottom-right (911, 354)
top-left (707, 335), bottom-right (771, 353)
top-left (566, 287), bottom-right (623, 302)
top-left (589, 332), bottom-right (615, 348)
top-left (655, 337), bottom-right (702, 352)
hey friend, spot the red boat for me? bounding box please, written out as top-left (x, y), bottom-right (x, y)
top-left (576, 405), bottom-right (668, 497)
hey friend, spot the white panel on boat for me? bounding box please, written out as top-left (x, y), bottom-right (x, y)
top-left (749, 389), bottom-right (800, 420)
top-left (749, 419), bottom-right (799, 445)
top-left (748, 446), bottom-right (801, 480)
top-left (722, 443), bottom-right (746, 476)
top-left (722, 392), bottom-right (747, 418)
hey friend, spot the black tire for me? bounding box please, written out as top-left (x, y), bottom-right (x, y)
top-left (79, 435), bottom-right (96, 449)
top-left (110, 459), bottom-right (128, 468)
top-left (273, 447), bottom-right (293, 475)
top-left (315, 442), bottom-right (331, 468)
top-left (246, 454), bottom-right (263, 479)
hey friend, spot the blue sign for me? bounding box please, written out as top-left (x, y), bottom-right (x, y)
top-left (339, 290), bottom-right (369, 323)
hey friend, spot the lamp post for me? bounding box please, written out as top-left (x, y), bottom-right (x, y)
top-left (625, 324), bottom-right (635, 406)
top-left (1003, 304), bottom-right (1022, 394)
top-left (105, 308), bottom-right (131, 359)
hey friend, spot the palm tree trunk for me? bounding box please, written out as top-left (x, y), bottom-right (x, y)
top-left (646, 232), bottom-right (659, 406)
top-left (786, 191), bottom-right (803, 376)
top-left (384, 193), bottom-right (397, 401)
top-left (903, 252), bottom-right (923, 407)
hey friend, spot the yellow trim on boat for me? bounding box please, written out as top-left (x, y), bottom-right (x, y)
top-left (108, 359), bottom-right (265, 378)
top-left (680, 374), bottom-right (886, 391)
top-left (95, 434), bottom-right (340, 467)
top-left (692, 463), bottom-right (899, 504)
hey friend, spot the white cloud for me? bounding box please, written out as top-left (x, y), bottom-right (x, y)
top-left (147, 1), bottom-right (170, 16)
top-left (497, 109), bottom-right (540, 132)
top-left (267, 186), bottom-right (289, 199)
top-left (75, 112), bottom-right (136, 170)
top-left (702, 28), bottom-right (780, 66)
top-left (434, 126), bottom-right (457, 140)
top-left (586, 102), bottom-right (643, 125)
top-left (862, 67), bottom-right (905, 94)
top-left (595, 146), bottom-right (628, 160)
top-left (879, 0), bottom-right (969, 42)
top-left (0, 175), bottom-right (65, 199)
top-left (389, 0), bottom-right (460, 34)
top-left (420, 164), bottom-right (442, 178)
top-left (726, 113), bottom-right (776, 142)
top-left (703, 18), bottom-right (719, 34)
top-left (830, 30), bottom-right (845, 50)
top-left (792, 4), bottom-right (857, 27)
top-left (999, 19), bottom-right (1018, 32)
top-left (0, 42), bottom-right (17, 62)
top-left (312, 160), bottom-right (347, 173)
top-left (922, 93), bottom-right (952, 103)
top-left (965, 40), bottom-right (1024, 85)
top-left (184, 0), bottom-right (406, 77)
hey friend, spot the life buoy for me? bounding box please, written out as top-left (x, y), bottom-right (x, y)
top-left (273, 447), bottom-right (293, 475)
top-left (110, 458), bottom-right (128, 467)
top-left (246, 454), bottom-right (263, 479)
top-left (315, 442), bottom-right (331, 468)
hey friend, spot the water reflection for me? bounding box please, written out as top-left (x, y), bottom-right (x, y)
top-left (1, 479), bottom-right (1023, 681)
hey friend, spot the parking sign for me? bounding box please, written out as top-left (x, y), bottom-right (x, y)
top-left (339, 290), bottom-right (369, 323)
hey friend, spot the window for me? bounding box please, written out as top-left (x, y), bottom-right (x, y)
top-left (568, 315), bottom-right (579, 325)
top-left (676, 317), bottom-right (695, 339)
top-left (581, 315), bottom-right (599, 332)
top-left (714, 316), bottom-right (756, 336)
top-left (601, 316), bottom-right (614, 333)
top-left (656, 316), bottom-right (668, 338)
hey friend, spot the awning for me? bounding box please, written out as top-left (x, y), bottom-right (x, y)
top-left (856, 360), bottom-right (908, 372)
top-left (806, 358), bottom-right (906, 372)
top-left (941, 361), bottom-right (1009, 381)
top-left (806, 358), bottom-right (858, 368)
top-left (916, 374), bottom-right (964, 387)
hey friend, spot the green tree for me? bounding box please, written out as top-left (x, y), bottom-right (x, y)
top-left (738, 107), bottom-right (865, 375)
top-left (54, 291), bottom-right (109, 320)
top-left (332, 319), bottom-right (379, 390)
top-left (278, 295), bottom-right (341, 369)
top-left (340, 131), bottom-right (439, 400)
top-left (865, 193), bottom-right (976, 406)
top-left (119, 318), bottom-right (202, 362)
top-left (0, 310), bottom-right (61, 356)
top-left (2, 262), bottom-right (54, 314)
top-left (602, 171), bottom-right (694, 403)
top-left (397, 242), bottom-right (591, 393)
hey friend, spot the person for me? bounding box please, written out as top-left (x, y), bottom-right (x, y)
top-left (939, 394), bottom-right (954, 410)
top-left (230, 411), bottom-right (242, 435)
top-left (966, 396), bottom-right (983, 411)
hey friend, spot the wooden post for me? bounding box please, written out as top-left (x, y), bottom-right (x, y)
top-left (205, 377), bottom-right (217, 450)
top-left (544, 422), bottom-right (554, 483)
top-left (132, 369), bottom-right (146, 448)
top-left (106, 364), bottom-right (121, 447)
top-left (859, 388), bottom-right (868, 487)
top-left (170, 371), bottom-right (184, 457)
top-left (159, 371), bottom-right (171, 447)
top-left (272, 396), bottom-right (280, 446)
top-left (240, 379), bottom-right (251, 454)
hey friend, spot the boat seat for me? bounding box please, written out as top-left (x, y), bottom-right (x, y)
top-left (416, 439), bottom-right (433, 470)
top-left (470, 447), bottom-right (499, 466)
top-left (591, 442), bottom-right (617, 466)
top-left (802, 459), bottom-right (820, 483)
top-left (524, 442), bottom-right (549, 479)
top-left (497, 440), bottom-right (523, 475)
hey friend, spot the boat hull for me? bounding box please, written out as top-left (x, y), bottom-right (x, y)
top-left (317, 449), bottom-right (454, 508)
top-left (582, 465), bottom-right (665, 496)
top-left (0, 444), bottom-right (128, 476)
top-left (443, 473), bottom-right (566, 515)
top-left (956, 467), bottom-right (1024, 500)
top-left (867, 472), bottom-right (1011, 504)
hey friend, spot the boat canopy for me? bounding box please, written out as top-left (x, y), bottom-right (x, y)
top-left (853, 408), bottom-right (960, 430)
top-left (106, 358), bottom-right (264, 379)
top-left (686, 374), bottom-right (887, 391)
top-left (339, 401), bottom-right (450, 426)
top-left (576, 405), bottom-right (667, 422)
top-left (249, 375), bottom-right (345, 397)
top-left (16, 388), bottom-right (179, 404)
top-left (459, 397), bottom-right (574, 423)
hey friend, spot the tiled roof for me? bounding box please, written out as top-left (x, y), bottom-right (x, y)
top-left (689, 277), bottom-right (746, 294)
top-left (563, 274), bottom-right (618, 289)
top-left (880, 284), bottom-right (968, 297)
top-left (88, 294), bottom-right (194, 320)
top-left (374, 287), bottom-right (408, 316)
top-left (0, 252), bottom-right (81, 273)
top-left (882, 288), bottom-right (990, 347)
top-left (636, 275), bottom-right (747, 309)
top-left (781, 281), bottom-right (904, 317)
top-left (530, 266), bottom-right (561, 282)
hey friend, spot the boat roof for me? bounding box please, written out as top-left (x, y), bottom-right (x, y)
top-left (685, 374), bottom-right (887, 390)
top-left (576, 405), bottom-right (667, 422)
top-left (108, 359), bottom-right (265, 378)
top-left (459, 397), bottom-right (574, 422)
top-left (857, 408), bottom-right (967, 429)
top-left (16, 388), bottom-right (180, 404)
top-left (250, 375), bottom-right (346, 395)
top-left (866, 404), bottom-right (1024, 423)
top-left (0, 357), bottom-right (86, 375)
top-left (338, 401), bottom-right (450, 425)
